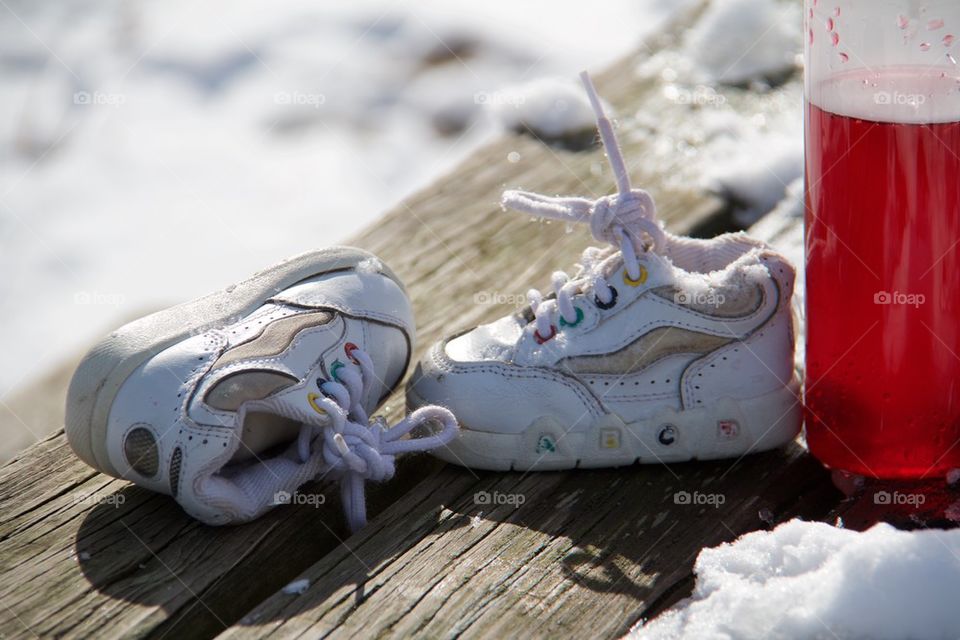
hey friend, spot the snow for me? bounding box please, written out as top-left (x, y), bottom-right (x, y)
top-left (640, 98), bottom-right (804, 228)
top-left (632, 520), bottom-right (960, 640)
top-left (0, 0), bottom-right (694, 398)
top-left (685, 0), bottom-right (801, 86)
top-left (282, 578), bottom-right (310, 595)
top-left (637, 0), bottom-right (801, 88)
top-left (630, 0), bottom-right (804, 229)
top-left (703, 132), bottom-right (803, 226)
top-left (487, 76), bottom-right (599, 141)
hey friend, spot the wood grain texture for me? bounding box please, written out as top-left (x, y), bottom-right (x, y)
top-left (219, 445), bottom-right (834, 640)
top-left (0, 3), bottom-right (832, 638)
top-left (217, 178), bottom-right (824, 640)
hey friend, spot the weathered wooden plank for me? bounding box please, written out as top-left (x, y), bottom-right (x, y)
top-left (0, 428), bottom-right (448, 639)
top-left (218, 445), bottom-right (835, 640)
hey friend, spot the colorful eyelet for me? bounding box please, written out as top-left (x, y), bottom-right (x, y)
top-left (534, 326), bottom-right (557, 344)
top-left (307, 392), bottom-right (327, 415)
top-left (594, 285), bottom-right (618, 310)
top-left (330, 360), bottom-right (345, 381)
top-left (559, 306), bottom-right (584, 328)
top-left (623, 265), bottom-right (648, 287)
top-left (344, 342), bottom-right (359, 364)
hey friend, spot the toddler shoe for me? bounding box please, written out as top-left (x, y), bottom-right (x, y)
top-left (407, 73), bottom-right (800, 471)
top-left (66, 247), bottom-right (457, 531)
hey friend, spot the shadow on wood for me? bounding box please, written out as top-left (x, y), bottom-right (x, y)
top-left (220, 445), bottom-right (837, 639)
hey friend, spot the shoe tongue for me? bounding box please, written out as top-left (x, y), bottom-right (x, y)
top-left (228, 381), bottom-right (333, 461)
top-left (188, 386), bottom-right (333, 524)
top-left (229, 411), bottom-right (302, 463)
top-left (194, 440), bottom-right (327, 525)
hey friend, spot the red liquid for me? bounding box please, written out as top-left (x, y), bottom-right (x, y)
top-left (805, 101), bottom-right (960, 478)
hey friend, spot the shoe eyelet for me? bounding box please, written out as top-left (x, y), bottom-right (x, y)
top-left (623, 265), bottom-right (648, 287)
top-left (594, 285), bottom-right (618, 310)
top-left (559, 307), bottom-right (584, 328)
top-left (307, 392), bottom-right (327, 415)
top-left (330, 360), bottom-right (345, 381)
top-left (534, 326), bottom-right (557, 344)
top-left (344, 342), bottom-right (360, 364)
top-left (315, 379), bottom-right (338, 401)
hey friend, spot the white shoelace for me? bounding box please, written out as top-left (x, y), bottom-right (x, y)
top-left (502, 71), bottom-right (667, 342)
top-left (295, 346), bottom-right (458, 532)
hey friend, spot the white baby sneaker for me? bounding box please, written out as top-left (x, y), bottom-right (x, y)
top-left (66, 247), bottom-right (457, 531)
top-left (407, 73), bottom-right (800, 471)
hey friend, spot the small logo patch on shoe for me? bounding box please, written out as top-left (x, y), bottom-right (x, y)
top-left (717, 420), bottom-right (740, 439)
top-left (657, 425), bottom-right (677, 446)
top-left (535, 434), bottom-right (557, 454)
top-left (600, 428), bottom-right (621, 450)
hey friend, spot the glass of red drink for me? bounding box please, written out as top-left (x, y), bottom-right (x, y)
top-left (805, 1), bottom-right (960, 478)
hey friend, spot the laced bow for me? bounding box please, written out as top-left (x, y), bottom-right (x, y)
top-left (296, 347), bottom-right (458, 532)
top-left (501, 72), bottom-right (667, 341)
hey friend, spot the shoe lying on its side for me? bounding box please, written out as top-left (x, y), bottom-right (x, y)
top-left (66, 247), bottom-right (457, 531)
top-left (407, 73), bottom-right (800, 471)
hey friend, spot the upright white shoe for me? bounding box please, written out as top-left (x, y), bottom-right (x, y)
top-left (407, 73), bottom-right (800, 471)
top-left (66, 247), bottom-right (457, 531)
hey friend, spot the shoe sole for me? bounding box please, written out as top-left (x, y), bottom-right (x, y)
top-left (409, 375), bottom-right (802, 471)
top-left (65, 246), bottom-right (404, 478)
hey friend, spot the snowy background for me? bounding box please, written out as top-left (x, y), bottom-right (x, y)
top-left (0, 0), bottom-right (692, 397)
